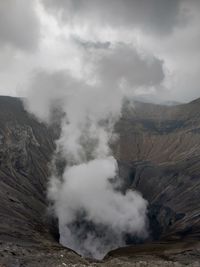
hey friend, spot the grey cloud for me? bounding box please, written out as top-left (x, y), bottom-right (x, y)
top-left (42, 0), bottom-right (184, 36)
top-left (73, 36), bottom-right (111, 50)
top-left (25, 44), bottom-right (165, 123)
top-left (0, 0), bottom-right (40, 51)
top-left (97, 44), bottom-right (165, 88)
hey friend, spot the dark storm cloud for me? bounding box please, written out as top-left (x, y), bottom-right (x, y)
top-left (42, 0), bottom-right (184, 35)
top-left (0, 0), bottom-right (40, 51)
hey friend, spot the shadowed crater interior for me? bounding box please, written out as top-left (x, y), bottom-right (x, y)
top-left (0, 96), bottom-right (200, 262)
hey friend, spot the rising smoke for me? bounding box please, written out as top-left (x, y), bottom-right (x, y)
top-left (24, 44), bottom-right (165, 259)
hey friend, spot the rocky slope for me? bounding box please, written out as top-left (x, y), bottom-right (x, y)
top-left (0, 96), bottom-right (200, 266)
top-left (0, 96), bottom-right (88, 266)
top-left (115, 100), bottom-right (200, 241)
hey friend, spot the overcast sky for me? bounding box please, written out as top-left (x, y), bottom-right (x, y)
top-left (0, 0), bottom-right (200, 103)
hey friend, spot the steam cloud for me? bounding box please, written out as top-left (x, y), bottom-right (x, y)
top-left (25, 44), bottom-right (164, 258)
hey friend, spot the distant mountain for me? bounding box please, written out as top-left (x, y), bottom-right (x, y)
top-left (131, 95), bottom-right (182, 106)
top-left (0, 96), bottom-right (200, 266)
top-left (161, 100), bottom-right (182, 106)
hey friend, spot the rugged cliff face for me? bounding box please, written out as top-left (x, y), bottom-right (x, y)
top-left (0, 96), bottom-right (88, 266)
top-left (116, 100), bottom-right (200, 242)
top-left (0, 96), bottom-right (54, 242)
top-left (0, 96), bottom-right (200, 266)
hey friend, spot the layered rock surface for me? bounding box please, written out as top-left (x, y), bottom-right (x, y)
top-left (0, 96), bottom-right (200, 266)
top-left (0, 96), bottom-right (87, 266)
top-left (115, 100), bottom-right (200, 241)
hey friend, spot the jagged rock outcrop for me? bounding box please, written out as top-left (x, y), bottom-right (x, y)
top-left (0, 96), bottom-right (200, 266)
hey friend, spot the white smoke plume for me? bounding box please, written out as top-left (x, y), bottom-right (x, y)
top-left (25, 44), bottom-right (164, 259)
